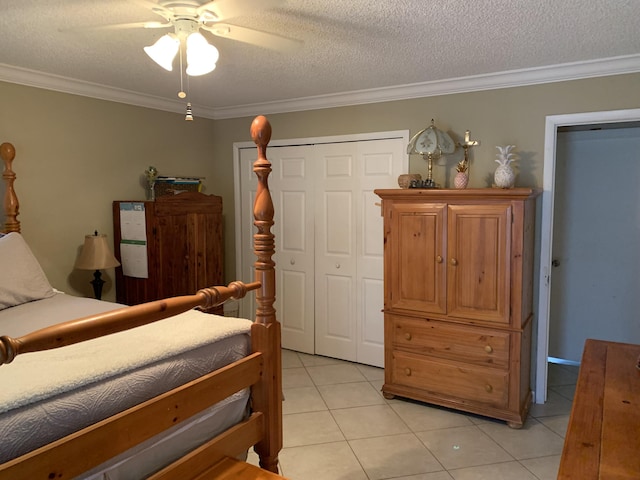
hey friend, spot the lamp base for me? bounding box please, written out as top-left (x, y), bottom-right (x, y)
top-left (90, 269), bottom-right (105, 300)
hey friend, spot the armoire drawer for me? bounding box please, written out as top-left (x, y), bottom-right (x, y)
top-left (390, 350), bottom-right (509, 408)
top-left (389, 314), bottom-right (510, 368)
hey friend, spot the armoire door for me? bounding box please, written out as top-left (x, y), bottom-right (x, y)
top-left (386, 202), bottom-right (447, 315)
top-left (447, 204), bottom-right (511, 325)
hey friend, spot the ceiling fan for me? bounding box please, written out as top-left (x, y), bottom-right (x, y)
top-left (79, 0), bottom-right (302, 75)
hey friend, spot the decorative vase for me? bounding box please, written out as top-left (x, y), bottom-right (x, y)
top-left (397, 173), bottom-right (422, 189)
top-left (494, 145), bottom-right (516, 188)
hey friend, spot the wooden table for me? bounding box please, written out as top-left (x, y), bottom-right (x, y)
top-left (558, 339), bottom-right (640, 479)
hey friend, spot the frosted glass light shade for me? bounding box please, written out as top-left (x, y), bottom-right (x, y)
top-left (144, 34), bottom-right (180, 71)
top-left (185, 32), bottom-right (219, 76)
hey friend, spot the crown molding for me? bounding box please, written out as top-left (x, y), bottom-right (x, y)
top-left (213, 54), bottom-right (640, 119)
top-left (2, 54), bottom-right (640, 120)
top-left (0, 63), bottom-right (218, 119)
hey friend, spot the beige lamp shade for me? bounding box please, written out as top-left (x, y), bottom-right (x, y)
top-left (74, 233), bottom-right (120, 270)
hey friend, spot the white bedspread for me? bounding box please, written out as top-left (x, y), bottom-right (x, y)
top-left (0, 296), bottom-right (252, 413)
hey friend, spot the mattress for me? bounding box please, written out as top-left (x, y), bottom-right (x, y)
top-left (0, 293), bottom-right (252, 478)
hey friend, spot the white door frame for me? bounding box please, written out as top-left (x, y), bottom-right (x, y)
top-left (535, 108), bottom-right (640, 404)
top-left (233, 130), bottom-right (409, 319)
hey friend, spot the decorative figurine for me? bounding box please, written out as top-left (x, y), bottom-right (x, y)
top-left (456, 129), bottom-right (480, 188)
top-left (454, 159), bottom-right (469, 189)
top-left (145, 166), bottom-right (158, 200)
top-left (494, 145), bottom-right (516, 188)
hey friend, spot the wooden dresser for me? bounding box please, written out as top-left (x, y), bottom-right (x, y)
top-left (374, 188), bottom-right (539, 427)
top-left (113, 191), bottom-right (223, 313)
top-left (558, 339), bottom-right (640, 479)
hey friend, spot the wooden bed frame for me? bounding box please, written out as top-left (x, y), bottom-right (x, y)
top-left (0, 115), bottom-right (284, 479)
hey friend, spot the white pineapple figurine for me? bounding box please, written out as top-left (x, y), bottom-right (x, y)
top-left (494, 145), bottom-right (516, 188)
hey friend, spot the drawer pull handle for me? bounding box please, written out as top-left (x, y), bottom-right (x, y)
top-left (450, 258), bottom-right (458, 266)
top-left (405, 333), bottom-right (412, 341)
top-left (436, 255), bottom-right (443, 263)
top-left (484, 345), bottom-right (493, 353)
top-left (404, 368), bottom-right (412, 376)
top-left (485, 384), bottom-right (493, 393)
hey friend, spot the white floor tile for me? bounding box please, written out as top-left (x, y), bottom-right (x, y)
top-left (521, 455), bottom-right (562, 480)
top-left (282, 386), bottom-right (328, 414)
top-left (390, 400), bottom-right (474, 432)
top-left (416, 425), bottom-right (513, 470)
top-left (282, 366), bottom-right (314, 388)
top-left (279, 442), bottom-right (368, 480)
top-left (331, 404), bottom-right (410, 439)
top-left (449, 461), bottom-right (538, 479)
top-left (283, 410), bottom-right (344, 447)
top-left (306, 363), bottom-right (368, 385)
top-left (317, 381), bottom-right (386, 409)
top-left (478, 419), bottom-right (565, 460)
top-left (349, 433), bottom-right (444, 480)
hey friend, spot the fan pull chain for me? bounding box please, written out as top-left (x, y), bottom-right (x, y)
top-left (177, 44), bottom-right (193, 121)
top-left (178, 45), bottom-right (186, 99)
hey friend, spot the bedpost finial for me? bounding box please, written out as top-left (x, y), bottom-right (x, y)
top-left (250, 115), bottom-right (272, 148)
top-left (1, 142), bottom-right (16, 165)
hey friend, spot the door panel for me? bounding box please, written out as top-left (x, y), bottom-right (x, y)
top-left (447, 204), bottom-right (510, 325)
top-left (315, 144), bottom-right (358, 360)
top-left (239, 146), bottom-right (315, 354)
top-left (388, 203), bottom-right (447, 315)
top-left (272, 148), bottom-right (316, 354)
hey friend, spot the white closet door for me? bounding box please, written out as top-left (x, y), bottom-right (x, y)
top-left (238, 146), bottom-right (315, 354)
top-left (238, 133), bottom-right (407, 366)
top-left (355, 138), bottom-right (405, 367)
top-left (271, 146), bottom-right (316, 354)
top-left (314, 142), bottom-right (359, 361)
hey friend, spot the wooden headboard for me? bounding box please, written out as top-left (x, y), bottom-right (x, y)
top-left (1, 143), bottom-right (19, 234)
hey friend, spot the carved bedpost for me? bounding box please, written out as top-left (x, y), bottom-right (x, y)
top-left (249, 115), bottom-right (283, 474)
top-left (1, 143), bottom-right (20, 233)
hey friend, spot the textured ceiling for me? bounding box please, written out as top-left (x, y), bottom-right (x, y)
top-left (1, 0), bottom-right (639, 119)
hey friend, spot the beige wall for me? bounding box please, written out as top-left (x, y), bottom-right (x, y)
top-left (213, 73), bottom-right (640, 277)
top-left (1, 81), bottom-right (218, 301)
top-left (2, 73), bottom-right (640, 300)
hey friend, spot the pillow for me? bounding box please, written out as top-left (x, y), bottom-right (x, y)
top-left (0, 232), bottom-right (55, 310)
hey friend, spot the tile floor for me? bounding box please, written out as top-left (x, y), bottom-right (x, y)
top-left (249, 351), bottom-right (580, 480)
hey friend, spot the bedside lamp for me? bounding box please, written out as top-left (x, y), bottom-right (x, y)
top-left (75, 231), bottom-right (120, 300)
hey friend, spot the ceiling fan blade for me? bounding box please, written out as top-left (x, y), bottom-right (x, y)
top-left (197, 0), bottom-right (284, 22)
top-left (60, 21), bottom-right (171, 33)
top-left (204, 23), bottom-right (302, 52)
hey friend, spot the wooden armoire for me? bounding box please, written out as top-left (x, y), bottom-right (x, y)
top-left (113, 191), bottom-right (223, 313)
top-left (374, 188), bottom-right (539, 427)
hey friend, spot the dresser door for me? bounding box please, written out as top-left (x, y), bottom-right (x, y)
top-left (447, 203), bottom-right (511, 325)
top-left (387, 202), bottom-right (447, 314)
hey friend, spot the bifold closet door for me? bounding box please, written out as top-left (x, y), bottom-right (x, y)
top-left (238, 145), bottom-right (316, 354)
top-left (314, 139), bottom-right (402, 366)
top-left (270, 146), bottom-right (316, 354)
top-left (238, 136), bottom-right (405, 366)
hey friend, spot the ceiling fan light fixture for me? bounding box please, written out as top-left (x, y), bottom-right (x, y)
top-left (144, 33), bottom-right (179, 71)
top-left (185, 32), bottom-right (219, 76)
